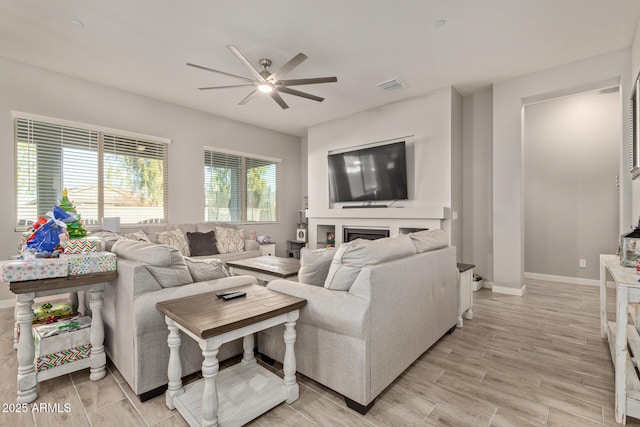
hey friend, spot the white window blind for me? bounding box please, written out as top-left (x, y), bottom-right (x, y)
top-left (204, 149), bottom-right (279, 222)
top-left (15, 117), bottom-right (168, 226)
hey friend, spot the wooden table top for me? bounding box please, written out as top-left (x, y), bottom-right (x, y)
top-left (226, 256), bottom-right (300, 278)
top-left (9, 270), bottom-right (118, 294)
top-left (156, 284), bottom-right (306, 339)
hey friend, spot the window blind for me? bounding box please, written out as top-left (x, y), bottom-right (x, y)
top-left (204, 149), bottom-right (279, 222)
top-left (15, 117), bottom-right (168, 226)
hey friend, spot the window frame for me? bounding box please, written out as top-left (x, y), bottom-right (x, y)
top-left (203, 146), bottom-right (281, 224)
top-left (13, 112), bottom-right (171, 229)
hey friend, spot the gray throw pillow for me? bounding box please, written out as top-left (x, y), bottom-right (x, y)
top-left (187, 231), bottom-right (219, 256)
top-left (185, 258), bottom-right (228, 282)
top-left (409, 229), bottom-right (448, 253)
top-left (298, 247), bottom-right (337, 286)
top-left (324, 235), bottom-right (416, 291)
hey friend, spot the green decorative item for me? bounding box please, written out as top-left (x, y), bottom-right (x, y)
top-left (58, 188), bottom-right (88, 239)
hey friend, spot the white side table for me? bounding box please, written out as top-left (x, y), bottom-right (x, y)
top-left (157, 284), bottom-right (306, 427)
top-left (456, 263), bottom-right (475, 328)
top-left (259, 242), bottom-right (276, 256)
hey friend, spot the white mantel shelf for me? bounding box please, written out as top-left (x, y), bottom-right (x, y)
top-left (306, 207), bottom-right (449, 220)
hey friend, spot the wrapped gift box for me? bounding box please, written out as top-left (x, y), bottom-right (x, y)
top-left (34, 301), bottom-right (74, 323)
top-left (0, 258), bottom-right (68, 282)
top-left (62, 236), bottom-right (104, 254)
top-left (33, 316), bottom-right (91, 372)
top-left (60, 251), bottom-right (116, 275)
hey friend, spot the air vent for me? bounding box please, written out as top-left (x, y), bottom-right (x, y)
top-left (376, 78), bottom-right (406, 91)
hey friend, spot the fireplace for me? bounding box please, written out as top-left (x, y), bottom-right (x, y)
top-left (344, 227), bottom-right (390, 242)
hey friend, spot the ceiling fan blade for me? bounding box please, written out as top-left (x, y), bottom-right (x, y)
top-left (278, 77), bottom-right (338, 86)
top-left (199, 84), bottom-right (255, 90)
top-left (227, 45), bottom-right (266, 83)
top-left (277, 87), bottom-right (324, 102)
top-left (269, 91), bottom-right (289, 109)
top-left (238, 89), bottom-right (260, 105)
top-left (267, 53), bottom-right (308, 83)
top-left (186, 63), bottom-right (255, 83)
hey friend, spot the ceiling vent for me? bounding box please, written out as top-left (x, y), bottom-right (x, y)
top-left (376, 78), bottom-right (406, 91)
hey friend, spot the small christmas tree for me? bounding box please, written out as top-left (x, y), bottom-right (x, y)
top-left (58, 188), bottom-right (88, 239)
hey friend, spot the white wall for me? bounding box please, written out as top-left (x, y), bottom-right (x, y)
top-left (0, 57), bottom-right (301, 303)
top-left (462, 88), bottom-right (493, 283)
top-left (524, 89), bottom-right (621, 281)
top-left (492, 49), bottom-right (631, 294)
top-left (307, 87), bottom-right (458, 249)
top-left (630, 19), bottom-right (640, 226)
top-left (450, 88), bottom-right (464, 259)
top-left (307, 87), bottom-right (454, 211)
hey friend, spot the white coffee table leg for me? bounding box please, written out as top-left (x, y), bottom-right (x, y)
top-left (242, 333), bottom-right (256, 365)
top-left (16, 292), bottom-right (37, 403)
top-left (283, 311), bottom-right (299, 403)
top-left (201, 337), bottom-right (223, 427)
top-left (165, 317), bottom-right (183, 410)
top-left (89, 287), bottom-right (106, 381)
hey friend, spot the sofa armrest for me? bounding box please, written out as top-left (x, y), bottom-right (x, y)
top-left (244, 239), bottom-right (259, 251)
top-left (267, 279), bottom-right (370, 339)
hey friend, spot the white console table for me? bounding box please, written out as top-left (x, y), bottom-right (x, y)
top-left (599, 254), bottom-right (640, 424)
top-left (456, 263), bottom-right (474, 328)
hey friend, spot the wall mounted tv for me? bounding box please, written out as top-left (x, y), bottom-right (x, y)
top-left (328, 141), bottom-right (408, 204)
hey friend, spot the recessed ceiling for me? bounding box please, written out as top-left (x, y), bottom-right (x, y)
top-left (0, 1), bottom-right (639, 137)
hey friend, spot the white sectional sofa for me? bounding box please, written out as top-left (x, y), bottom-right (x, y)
top-left (257, 231), bottom-right (458, 414)
top-left (90, 222), bottom-right (262, 399)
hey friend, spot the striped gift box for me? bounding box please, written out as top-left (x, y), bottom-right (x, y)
top-left (33, 316), bottom-right (91, 372)
top-left (62, 237), bottom-right (104, 254)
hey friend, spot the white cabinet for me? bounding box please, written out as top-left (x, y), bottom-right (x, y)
top-left (457, 263), bottom-right (474, 328)
top-left (259, 243), bottom-right (276, 256)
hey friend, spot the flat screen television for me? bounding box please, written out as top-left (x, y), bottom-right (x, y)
top-left (328, 141), bottom-right (408, 204)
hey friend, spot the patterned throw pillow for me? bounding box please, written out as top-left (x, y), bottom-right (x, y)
top-left (157, 230), bottom-right (190, 257)
top-left (215, 227), bottom-right (244, 254)
top-left (122, 230), bottom-right (150, 242)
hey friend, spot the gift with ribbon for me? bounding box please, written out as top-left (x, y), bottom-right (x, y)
top-left (24, 206), bottom-right (76, 254)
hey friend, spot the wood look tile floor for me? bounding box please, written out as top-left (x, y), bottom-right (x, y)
top-left (0, 279), bottom-right (636, 426)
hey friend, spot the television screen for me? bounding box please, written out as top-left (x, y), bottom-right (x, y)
top-left (328, 141), bottom-right (408, 203)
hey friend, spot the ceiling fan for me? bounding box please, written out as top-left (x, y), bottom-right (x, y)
top-left (187, 45), bottom-right (337, 109)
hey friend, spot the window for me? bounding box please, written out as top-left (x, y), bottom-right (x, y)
top-left (15, 115), bottom-right (169, 226)
top-left (204, 148), bottom-right (279, 222)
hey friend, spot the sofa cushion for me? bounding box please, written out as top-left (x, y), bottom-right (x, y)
top-left (299, 247), bottom-right (337, 286)
top-left (215, 226), bottom-right (244, 254)
top-left (157, 230), bottom-right (190, 257)
top-left (123, 230), bottom-right (151, 242)
top-left (111, 239), bottom-right (193, 288)
top-left (409, 229), bottom-right (448, 253)
top-left (324, 235), bottom-right (416, 291)
top-left (187, 231), bottom-right (219, 256)
top-left (185, 258), bottom-right (228, 282)
top-left (91, 231), bottom-right (122, 251)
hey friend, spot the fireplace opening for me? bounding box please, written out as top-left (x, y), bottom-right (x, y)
top-left (344, 228), bottom-right (390, 243)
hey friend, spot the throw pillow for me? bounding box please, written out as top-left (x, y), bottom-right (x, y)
top-left (186, 231), bottom-right (219, 256)
top-left (409, 229), bottom-right (448, 253)
top-left (122, 230), bottom-right (150, 242)
top-left (185, 258), bottom-right (229, 282)
top-left (324, 235), bottom-right (416, 291)
top-left (215, 226), bottom-right (244, 254)
top-left (157, 230), bottom-right (191, 257)
top-left (298, 247), bottom-right (337, 286)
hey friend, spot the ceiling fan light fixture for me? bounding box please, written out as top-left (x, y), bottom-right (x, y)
top-left (258, 84), bottom-right (273, 93)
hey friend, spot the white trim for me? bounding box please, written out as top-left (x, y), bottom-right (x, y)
top-left (492, 284), bottom-right (527, 296)
top-left (0, 297), bottom-right (14, 309)
top-left (11, 111), bottom-right (172, 144)
top-left (483, 281), bottom-right (493, 289)
top-left (203, 145), bottom-right (282, 164)
top-left (524, 272), bottom-right (601, 287)
top-left (328, 135), bottom-right (414, 155)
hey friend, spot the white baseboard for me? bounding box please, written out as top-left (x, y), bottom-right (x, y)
top-left (524, 272), bottom-right (604, 287)
top-left (492, 284), bottom-right (527, 296)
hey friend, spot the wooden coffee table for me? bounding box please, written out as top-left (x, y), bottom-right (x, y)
top-left (157, 284), bottom-right (306, 427)
top-left (227, 256), bottom-right (300, 283)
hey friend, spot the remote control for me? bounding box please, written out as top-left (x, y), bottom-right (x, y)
top-left (216, 291), bottom-right (240, 298)
top-left (221, 291), bottom-right (246, 301)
